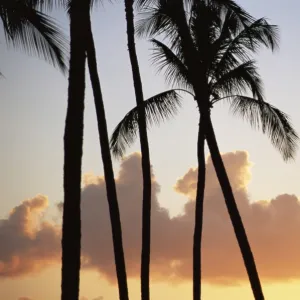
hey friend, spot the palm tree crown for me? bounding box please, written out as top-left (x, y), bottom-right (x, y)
top-left (112, 0), bottom-right (298, 160)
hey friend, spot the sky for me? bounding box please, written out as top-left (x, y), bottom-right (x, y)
top-left (0, 0), bottom-right (300, 299)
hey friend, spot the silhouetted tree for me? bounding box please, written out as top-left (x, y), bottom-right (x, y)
top-left (61, 0), bottom-right (88, 299)
top-left (123, 0), bottom-right (152, 298)
top-left (85, 2), bottom-right (130, 299)
top-left (111, 1), bottom-right (298, 300)
top-left (59, 0), bottom-right (131, 298)
top-left (120, 0), bottom-right (179, 298)
top-left (62, 0), bottom-right (179, 300)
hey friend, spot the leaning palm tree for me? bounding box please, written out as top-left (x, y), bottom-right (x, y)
top-left (123, 0), bottom-right (156, 298)
top-left (123, 1), bottom-right (152, 299)
top-left (84, 1), bottom-right (130, 299)
top-left (87, 9), bottom-right (181, 299)
top-left (59, 0), bottom-right (131, 299)
top-left (60, 1), bottom-right (180, 299)
top-left (0, 0), bottom-right (68, 73)
top-left (110, 1), bottom-right (298, 300)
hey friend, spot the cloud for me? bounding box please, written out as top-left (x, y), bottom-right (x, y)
top-left (1, 151), bottom-right (300, 285)
top-left (0, 195), bottom-right (60, 277)
top-left (79, 152), bottom-right (300, 284)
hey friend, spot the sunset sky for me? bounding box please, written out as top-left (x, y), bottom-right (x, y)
top-left (1, 0), bottom-right (300, 299)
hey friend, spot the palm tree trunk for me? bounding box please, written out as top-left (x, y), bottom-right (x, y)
top-left (61, 1), bottom-right (88, 299)
top-left (124, 2), bottom-right (152, 300)
top-left (205, 116), bottom-right (264, 300)
top-left (193, 114), bottom-right (206, 300)
top-left (85, 10), bottom-right (129, 300)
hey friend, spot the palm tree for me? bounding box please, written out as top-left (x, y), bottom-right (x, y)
top-left (123, 0), bottom-right (155, 298)
top-left (60, 1), bottom-right (178, 299)
top-left (58, 0), bottom-right (131, 299)
top-left (113, 1), bottom-right (187, 299)
top-left (85, 2), bottom-right (130, 299)
top-left (110, 1), bottom-right (299, 300)
top-left (87, 14), bottom-right (181, 299)
top-left (0, 0), bottom-right (68, 73)
top-left (19, 0), bottom-right (84, 298)
top-left (60, 0), bottom-right (88, 299)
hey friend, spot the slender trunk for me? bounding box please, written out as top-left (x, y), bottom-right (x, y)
top-left (193, 114), bottom-right (206, 300)
top-left (124, 2), bottom-right (152, 300)
top-left (171, 4), bottom-right (207, 299)
top-left (61, 1), bottom-right (88, 300)
top-left (85, 12), bottom-right (129, 300)
top-left (174, 1), bottom-right (261, 297)
top-left (205, 117), bottom-right (264, 300)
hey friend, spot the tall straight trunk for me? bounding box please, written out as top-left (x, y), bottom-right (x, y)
top-left (205, 116), bottom-right (264, 300)
top-left (193, 114), bottom-right (206, 300)
top-left (85, 11), bottom-right (129, 300)
top-left (172, 3), bottom-right (208, 299)
top-left (61, 1), bottom-right (88, 299)
top-left (124, 2), bottom-right (152, 300)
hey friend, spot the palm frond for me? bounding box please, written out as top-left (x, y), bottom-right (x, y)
top-left (29, 0), bottom-right (65, 11)
top-left (229, 96), bottom-right (299, 161)
top-left (2, 1), bottom-right (68, 73)
top-left (135, 0), bottom-right (177, 38)
top-left (219, 7), bottom-right (245, 36)
top-left (110, 90), bottom-right (182, 158)
top-left (135, 0), bottom-right (156, 9)
top-left (247, 18), bottom-right (279, 52)
top-left (210, 0), bottom-right (254, 25)
top-left (151, 38), bottom-right (192, 91)
top-left (135, 0), bottom-right (191, 55)
top-left (217, 18), bottom-right (278, 66)
top-left (211, 60), bottom-right (264, 100)
top-left (208, 9), bottom-right (245, 65)
top-left (189, 0), bottom-right (221, 60)
top-left (209, 17), bottom-right (278, 85)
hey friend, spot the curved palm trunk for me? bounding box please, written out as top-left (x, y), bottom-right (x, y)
top-left (85, 11), bottom-right (129, 300)
top-left (193, 114), bottom-right (206, 300)
top-left (61, 1), bottom-right (88, 299)
top-left (152, 1), bottom-right (263, 299)
top-left (205, 116), bottom-right (264, 300)
top-left (171, 2), bottom-right (209, 297)
top-left (124, 2), bottom-right (152, 300)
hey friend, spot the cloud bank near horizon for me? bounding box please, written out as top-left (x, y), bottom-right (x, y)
top-left (1, 151), bottom-right (299, 285)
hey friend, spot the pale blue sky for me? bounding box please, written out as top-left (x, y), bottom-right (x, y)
top-left (0, 0), bottom-right (299, 217)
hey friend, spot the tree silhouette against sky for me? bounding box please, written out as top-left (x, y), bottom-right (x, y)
top-left (111, 1), bottom-right (299, 300)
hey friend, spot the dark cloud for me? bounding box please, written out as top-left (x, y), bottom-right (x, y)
top-left (1, 152), bottom-right (300, 285)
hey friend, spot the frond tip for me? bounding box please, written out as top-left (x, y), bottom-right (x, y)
top-left (151, 38), bottom-right (192, 91)
top-left (230, 96), bottom-right (299, 161)
top-left (110, 90), bottom-right (182, 158)
top-left (3, 3), bottom-right (69, 74)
